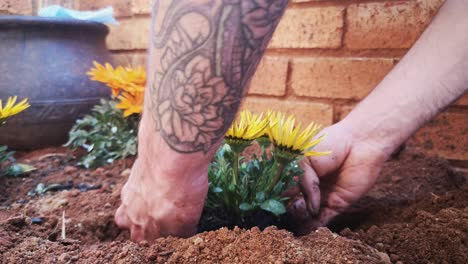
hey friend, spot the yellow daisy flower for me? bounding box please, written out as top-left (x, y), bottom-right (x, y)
top-left (0, 96), bottom-right (30, 124)
top-left (87, 62), bottom-right (147, 97)
top-left (226, 110), bottom-right (269, 153)
top-left (116, 92), bottom-right (144, 117)
top-left (123, 66), bottom-right (146, 87)
top-left (268, 112), bottom-right (330, 160)
top-left (87, 61), bottom-right (147, 117)
top-left (226, 110), bottom-right (269, 141)
top-left (87, 62), bottom-right (121, 97)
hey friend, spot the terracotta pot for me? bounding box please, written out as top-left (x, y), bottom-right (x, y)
top-left (0, 16), bottom-right (111, 149)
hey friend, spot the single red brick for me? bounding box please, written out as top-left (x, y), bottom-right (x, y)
top-left (107, 17), bottom-right (151, 50)
top-left (110, 53), bottom-right (147, 67)
top-left (454, 94), bottom-right (468, 106)
top-left (249, 56), bottom-right (288, 97)
top-left (78, 0), bottom-right (132, 18)
top-left (0, 0), bottom-right (32, 15)
top-left (241, 97), bottom-right (333, 126)
top-left (132, 0), bottom-right (151, 15)
top-left (291, 57), bottom-right (395, 100)
top-left (345, 0), bottom-right (444, 49)
top-left (269, 6), bottom-right (344, 49)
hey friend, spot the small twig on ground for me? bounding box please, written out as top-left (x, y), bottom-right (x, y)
top-left (38, 153), bottom-right (70, 161)
top-left (61, 211), bottom-right (66, 240)
top-left (430, 192), bottom-right (441, 203)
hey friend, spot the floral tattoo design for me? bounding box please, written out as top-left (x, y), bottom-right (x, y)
top-left (151, 0), bottom-right (288, 153)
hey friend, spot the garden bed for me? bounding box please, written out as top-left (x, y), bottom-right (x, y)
top-left (0, 147), bottom-right (466, 263)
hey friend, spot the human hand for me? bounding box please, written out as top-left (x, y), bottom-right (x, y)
top-left (289, 121), bottom-right (391, 235)
top-left (114, 157), bottom-right (209, 241)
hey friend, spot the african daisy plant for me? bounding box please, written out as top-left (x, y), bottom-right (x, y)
top-left (66, 62), bottom-right (146, 168)
top-left (0, 96), bottom-right (34, 176)
top-left (206, 110), bottom-right (330, 225)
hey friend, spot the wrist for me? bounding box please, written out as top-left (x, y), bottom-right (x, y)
top-left (137, 112), bottom-right (213, 181)
top-left (338, 112), bottom-right (399, 162)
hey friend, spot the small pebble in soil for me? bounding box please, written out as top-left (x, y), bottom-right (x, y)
top-left (94, 168), bottom-right (105, 175)
top-left (250, 226), bottom-right (260, 234)
top-left (377, 252), bottom-right (391, 264)
top-left (60, 238), bottom-right (80, 245)
top-left (16, 199), bottom-right (28, 204)
top-left (77, 183), bottom-right (102, 192)
top-left (390, 254), bottom-right (400, 262)
top-left (58, 253), bottom-right (70, 262)
top-left (67, 189), bottom-right (80, 198)
top-left (193, 237), bottom-right (204, 245)
top-left (121, 169), bottom-right (131, 177)
top-left (31, 217), bottom-right (44, 224)
top-left (139, 240), bottom-right (149, 247)
top-left (64, 166), bottom-right (78, 174)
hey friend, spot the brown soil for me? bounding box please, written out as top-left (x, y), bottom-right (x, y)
top-left (0, 148), bottom-right (466, 263)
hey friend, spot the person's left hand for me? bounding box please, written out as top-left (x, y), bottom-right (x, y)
top-left (286, 122), bottom-right (389, 234)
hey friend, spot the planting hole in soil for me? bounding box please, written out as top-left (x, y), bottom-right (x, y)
top-left (0, 147), bottom-right (466, 263)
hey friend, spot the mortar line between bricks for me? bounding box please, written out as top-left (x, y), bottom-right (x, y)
top-left (264, 49), bottom-right (408, 58)
top-left (341, 4), bottom-right (348, 51)
top-left (246, 94), bottom-right (361, 106)
top-left (130, 14), bottom-right (152, 19)
top-left (110, 50), bottom-right (148, 54)
top-left (284, 60), bottom-right (294, 99)
top-left (109, 49), bottom-right (408, 58)
top-left (332, 105), bottom-right (341, 123)
top-left (288, 0), bottom-right (415, 9)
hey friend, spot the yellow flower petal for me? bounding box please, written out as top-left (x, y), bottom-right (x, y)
top-left (116, 92), bottom-right (144, 117)
top-left (88, 61), bottom-right (147, 98)
top-left (0, 96), bottom-right (30, 122)
top-left (225, 110), bottom-right (269, 141)
top-left (267, 112), bottom-right (330, 159)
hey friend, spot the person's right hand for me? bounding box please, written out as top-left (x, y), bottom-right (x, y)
top-left (289, 121), bottom-right (392, 235)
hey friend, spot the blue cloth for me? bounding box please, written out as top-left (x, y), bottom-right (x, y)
top-left (38, 5), bottom-right (118, 24)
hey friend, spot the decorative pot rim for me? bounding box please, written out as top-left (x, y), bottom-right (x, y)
top-left (0, 15), bottom-right (109, 34)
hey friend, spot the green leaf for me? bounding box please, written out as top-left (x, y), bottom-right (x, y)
top-left (239, 203), bottom-right (254, 211)
top-left (65, 99), bottom-right (139, 168)
top-left (213, 187), bottom-right (223, 193)
top-left (3, 163), bottom-right (36, 177)
top-left (0, 145), bottom-right (14, 163)
top-left (206, 136), bottom-right (303, 224)
top-left (260, 199), bottom-right (286, 216)
top-left (255, 191), bottom-right (266, 202)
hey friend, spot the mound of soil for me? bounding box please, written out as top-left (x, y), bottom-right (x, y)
top-left (0, 147), bottom-right (466, 263)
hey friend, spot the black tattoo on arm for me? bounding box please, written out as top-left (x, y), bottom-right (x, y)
top-left (150, 0), bottom-right (288, 153)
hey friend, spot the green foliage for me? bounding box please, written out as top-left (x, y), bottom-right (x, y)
top-left (3, 163), bottom-right (36, 177)
top-left (0, 145), bottom-right (14, 164)
top-left (206, 144), bottom-right (303, 224)
top-left (0, 146), bottom-right (36, 177)
top-left (65, 99), bottom-right (139, 168)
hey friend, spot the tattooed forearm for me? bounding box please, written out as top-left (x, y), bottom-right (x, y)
top-left (150, 0), bottom-right (288, 153)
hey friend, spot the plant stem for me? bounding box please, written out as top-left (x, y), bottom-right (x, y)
top-left (268, 161), bottom-right (286, 193)
top-left (233, 151), bottom-right (240, 186)
top-left (230, 151), bottom-right (243, 225)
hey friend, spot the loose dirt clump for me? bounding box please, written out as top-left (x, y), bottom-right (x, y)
top-left (0, 148), bottom-right (466, 263)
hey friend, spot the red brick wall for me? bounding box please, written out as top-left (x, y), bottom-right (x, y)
top-left (7, 0), bottom-right (468, 163)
